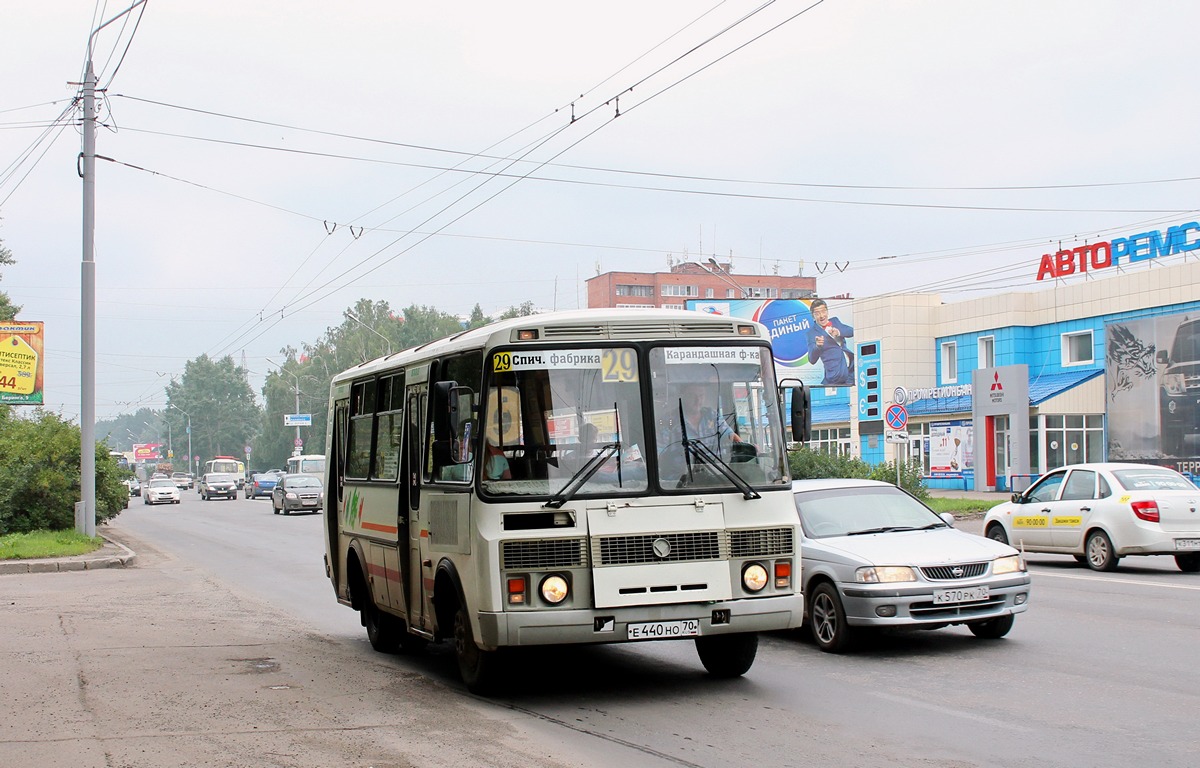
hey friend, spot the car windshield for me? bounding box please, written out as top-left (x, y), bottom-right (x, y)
top-left (288, 477), bottom-right (322, 488)
top-left (794, 486), bottom-right (946, 538)
top-left (208, 473), bottom-right (235, 482)
top-left (1112, 467), bottom-right (1195, 491)
top-left (149, 479), bottom-right (174, 488)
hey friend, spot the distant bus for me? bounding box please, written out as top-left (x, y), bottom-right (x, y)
top-left (204, 456), bottom-right (247, 487)
top-left (286, 454), bottom-right (325, 475)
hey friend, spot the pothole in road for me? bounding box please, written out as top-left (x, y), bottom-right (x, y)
top-left (232, 657), bottom-right (281, 674)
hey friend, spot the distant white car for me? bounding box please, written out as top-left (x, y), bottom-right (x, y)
top-left (793, 478), bottom-right (1030, 653)
top-left (983, 462), bottom-right (1200, 572)
top-left (143, 478), bottom-right (181, 505)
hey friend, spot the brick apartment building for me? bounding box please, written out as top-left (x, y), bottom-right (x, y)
top-left (586, 260), bottom-right (818, 309)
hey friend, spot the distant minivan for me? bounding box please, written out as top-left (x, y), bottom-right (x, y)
top-left (1157, 317), bottom-right (1200, 455)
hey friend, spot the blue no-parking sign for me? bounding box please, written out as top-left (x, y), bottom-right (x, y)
top-left (885, 404), bottom-right (908, 430)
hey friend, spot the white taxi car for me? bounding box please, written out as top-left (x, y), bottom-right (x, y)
top-left (983, 462), bottom-right (1200, 572)
top-left (143, 478), bottom-right (181, 505)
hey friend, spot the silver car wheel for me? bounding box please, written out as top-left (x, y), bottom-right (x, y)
top-left (1086, 530), bottom-right (1118, 571)
top-left (809, 582), bottom-right (851, 653)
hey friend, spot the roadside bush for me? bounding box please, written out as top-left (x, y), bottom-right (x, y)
top-left (0, 407), bottom-right (127, 535)
top-left (789, 446), bottom-right (927, 499)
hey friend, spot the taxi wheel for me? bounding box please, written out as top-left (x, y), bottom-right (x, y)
top-left (1085, 530), bottom-right (1119, 572)
top-left (809, 582), bottom-right (852, 653)
top-left (985, 524), bottom-right (1008, 545)
top-left (968, 613), bottom-right (1014, 639)
top-left (695, 633), bottom-right (758, 678)
top-left (1175, 553), bottom-right (1200, 573)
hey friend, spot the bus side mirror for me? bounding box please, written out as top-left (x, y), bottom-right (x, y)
top-left (432, 381), bottom-right (475, 466)
top-left (780, 379), bottom-right (811, 444)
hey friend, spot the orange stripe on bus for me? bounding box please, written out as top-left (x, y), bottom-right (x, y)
top-left (361, 522), bottom-right (399, 534)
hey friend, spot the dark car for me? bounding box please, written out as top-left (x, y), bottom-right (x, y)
top-left (245, 471), bottom-right (281, 499)
top-left (1157, 317), bottom-right (1200, 455)
top-left (271, 473), bottom-right (324, 515)
top-left (199, 472), bottom-right (239, 500)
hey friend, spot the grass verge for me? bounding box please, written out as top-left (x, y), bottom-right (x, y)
top-left (0, 530), bottom-right (105, 560)
top-left (925, 496), bottom-right (1007, 517)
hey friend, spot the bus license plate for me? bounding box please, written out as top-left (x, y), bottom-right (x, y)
top-left (933, 586), bottom-right (989, 605)
top-left (627, 619), bottom-right (701, 639)
top-left (1175, 539), bottom-right (1200, 550)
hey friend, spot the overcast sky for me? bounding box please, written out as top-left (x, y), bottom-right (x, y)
top-left (2, 1), bottom-right (1198, 422)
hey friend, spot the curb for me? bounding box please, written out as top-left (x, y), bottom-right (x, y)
top-left (0, 534), bottom-right (137, 575)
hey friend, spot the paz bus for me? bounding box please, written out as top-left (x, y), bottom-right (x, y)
top-left (286, 454), bottom-right (326, 476)
top-left (204, 455), bottom-right (246, 488)
top-left (322, 308), bottom-right (809, 693)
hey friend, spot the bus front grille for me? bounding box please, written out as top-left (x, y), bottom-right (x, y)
top-left (501, 538), bottom-right (588, 569)
top-left (730, 527), bottom-right (795, 558)
top-left (594, 531), bottom-right (723, 566)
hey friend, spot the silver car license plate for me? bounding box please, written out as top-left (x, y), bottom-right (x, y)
top-left (1175, 539), bottom-right (1200, 550)
top-left (627, 619), bottom-right (701, 639)
top-left (933, 586), bottom-right (989, 605)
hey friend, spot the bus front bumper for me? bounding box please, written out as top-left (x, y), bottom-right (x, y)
top-left (477, 592), bottom-right (804, 649)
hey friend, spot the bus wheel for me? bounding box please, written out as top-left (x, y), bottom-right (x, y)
top-left (453, 601), bottom-right (500, 695)
top-left (363, 599), bottom-right (400, 654)
top-left (695, 633), bottom-right (758, 678)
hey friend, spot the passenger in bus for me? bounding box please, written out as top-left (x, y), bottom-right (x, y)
top-left (483, 438), bottom-right (512, 481)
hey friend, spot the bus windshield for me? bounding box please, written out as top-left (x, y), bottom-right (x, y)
top-left (480, 344), bottom-right (788, 498)
top-left (482, 347), bottom-right (648, 498)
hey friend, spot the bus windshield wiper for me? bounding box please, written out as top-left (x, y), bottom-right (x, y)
top-left (682, 438), bottom-right (761, 501)
top-left (544, 443), bottom-right (619, 509)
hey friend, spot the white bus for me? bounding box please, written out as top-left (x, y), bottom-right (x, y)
top-left (322, 308), bottom-right (809, 693)
top-left (286, 454), bottom-right (325, 476)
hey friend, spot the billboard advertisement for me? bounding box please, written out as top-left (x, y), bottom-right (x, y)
top-left (687, 298), bottom-right (855, 388)
top-left (929, 420), bottom-right (974, 475)
top-left (0, 321), bottom-right (45, 405)
top-left (133, 443), bottom-right (166, 462)
top-left (1106, 311), bottom-right (1200, 471)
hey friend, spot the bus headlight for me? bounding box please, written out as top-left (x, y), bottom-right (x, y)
top-left (742, 563), bottom-right (769, 592)
top-left (540, 575), bottom-right (569, 604)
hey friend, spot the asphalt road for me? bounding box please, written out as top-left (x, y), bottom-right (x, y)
top-left (9, 491), bottom-right (1200, 767)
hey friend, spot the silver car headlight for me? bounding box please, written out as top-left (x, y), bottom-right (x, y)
top-left (992, 555), bottom-right (1026, 575)
top-left (855, 566), bottom-right (917, 583)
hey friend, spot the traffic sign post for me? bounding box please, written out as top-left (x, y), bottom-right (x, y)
top-left (885, 404), bottom-right (909, 488)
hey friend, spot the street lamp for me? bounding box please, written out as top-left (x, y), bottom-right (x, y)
top-left (346, 310), bottom-right (393, 356)
top-left (169, 404), bottom-right (193, 478)
top-left (267, 359), bottom-right (304, 457)
top-left (144, 419), bottom-right (170, 462)
top-left (705, 258), bottom-right (750, 299)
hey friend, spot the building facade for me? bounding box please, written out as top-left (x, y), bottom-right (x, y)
top-left (808, 258), bottom-right (1200, 491)
top-left (587, 261), bottom-right (817, 309)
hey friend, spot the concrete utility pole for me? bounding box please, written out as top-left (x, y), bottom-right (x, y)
top-left (170, 405), bottom-right (193, 478)
top-left (78, 0), bottom-right (148, 537)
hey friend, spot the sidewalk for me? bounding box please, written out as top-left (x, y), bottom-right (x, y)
top-left (0, 533), bottom-right (136, 575)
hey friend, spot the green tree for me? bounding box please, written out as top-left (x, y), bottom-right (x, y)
top-left (0, 408), bottom-right (127, 534)
top-left (467, 303), bottom-right (490, 328)
top-left (0, 237), bottom-right (20, 321)
top-left (497, 300), bottom-right (536, 320)
top-left (164, 355), bottom-right (260, 466)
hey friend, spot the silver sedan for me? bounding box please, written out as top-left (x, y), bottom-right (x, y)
top-left (793, 479), bottom-right (1030, 653)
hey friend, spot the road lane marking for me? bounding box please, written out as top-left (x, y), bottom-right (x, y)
top-left (1029, 568), bottom-right (1200, 591)
top-left (869, 691), bottom-right (1034, 731)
